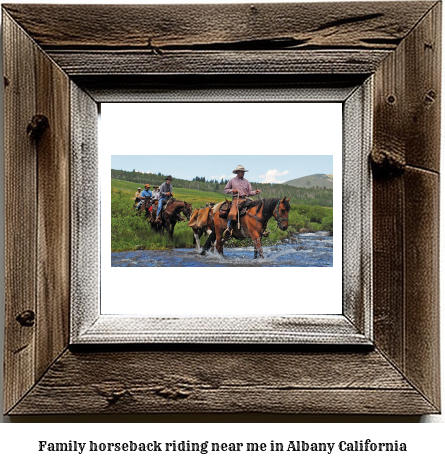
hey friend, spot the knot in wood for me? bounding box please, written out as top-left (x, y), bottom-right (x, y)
top-left (105, 390), bottom-right (127, 405)
top-left (16, 310), bottom-right (35, 327)
top-left (96, 385), bottom-right (129, 405)
top-left (424, 90), bottom-right (436, 105)
top-left (27, 115), bottom-right (49, 140)
top-left (370, 149), bottom-right (405, 177)
top-left (154, 386), bottom-right (191, 400)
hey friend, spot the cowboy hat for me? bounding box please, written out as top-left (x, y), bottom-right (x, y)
top-left (144, 184), bottom-right (150, 188)
top-left (165, 175), bottom-right (173, 180)
top-left (232, 165), bottom-right (249, 174)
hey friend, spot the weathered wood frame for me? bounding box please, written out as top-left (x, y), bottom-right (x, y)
top-left (72, 82), bottom-right (372, 346)
top-left (2, 2), bottom-right (441, 415)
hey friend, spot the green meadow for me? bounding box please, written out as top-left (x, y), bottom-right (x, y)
top-left (111, 179), bottom-right (333, 252)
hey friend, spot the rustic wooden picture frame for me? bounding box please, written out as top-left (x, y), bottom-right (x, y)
top-left (2, 2), bottom-right (441, 415)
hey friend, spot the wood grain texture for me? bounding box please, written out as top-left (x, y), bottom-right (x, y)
top-left (372, 28), bottom-right (405, 370)
top-left (372, 174), bottom-right (405, 370)
top-left (3, 12), bottom-right (37, 414)
top-left (35, 45), bottom-right (71, 380)
top-left (342, 82), bottom-right (372, 336)
top-left (2, 2), bottom-right (435, 50)
top-left (70, 83), bottom-right (100, 338)
top-left (8, 349), bottom-right (438, 415)
top-left (77, 74), bottom-right (366, 103)
top-left (3, 2), bottom-right (441, 416)
top-left (372, 3), bottom-right (441, 411)
top-left (75, 316), bottom-right (370, 345)
top-left (47, 50), bottom-right (391, 77)
top-left (404, 168), bottom-right (440, 409)
top-left (404, 2), bottom-right (441, 172)
top-left (372, 2), bottom-right (441, 172)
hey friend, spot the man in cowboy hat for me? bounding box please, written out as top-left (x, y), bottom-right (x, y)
top-left (134, 187), bottom-right (142, 202)
top-left (224, 165), bottom-right (260, 235)
top-left (136, 184), bottom-right (153, 211)
top-left (156, 175), bottom-right (173, 222)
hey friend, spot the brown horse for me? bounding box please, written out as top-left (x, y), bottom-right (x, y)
top-left (136, 199), bottom-right (154, 218)
top-left (213, 197), bottom-right (291, 259)
top-left (149, 199), bottom-right (193, 241)
top-left (188, 206), bottom-right (215, 253)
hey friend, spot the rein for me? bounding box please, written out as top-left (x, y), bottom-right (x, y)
top-left (246, 199), bottom-right (288, 235)
top-left (167, 201), bottom-right (190, 221)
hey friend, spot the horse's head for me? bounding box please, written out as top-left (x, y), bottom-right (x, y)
top-left (182, 201), bottom-right (193, 220)
top-left (273, 197), bottom-right (291, 231)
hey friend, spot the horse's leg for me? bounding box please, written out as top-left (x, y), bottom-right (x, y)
top-left (252, 235), bottom-right (264, 259)
top-left (169, 221), bottom-right (175, 242)
top-left (194, 231), bottom-right (202, 252)
top-left (200, 231), bottom-right (215, 255)
top-left (247, 216), bottom-right (264, 259)
top-left (214, 217), bottom-right (224, 255)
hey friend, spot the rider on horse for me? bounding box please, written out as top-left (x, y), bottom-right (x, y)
top-left (152, 186), bottom-right (160, 200)
top-left (223, 165), bottom-right (261, 236)
top-left (156, 175), bottom-right (173, 222)
top-left (136, 184), bottom-right (152, 211)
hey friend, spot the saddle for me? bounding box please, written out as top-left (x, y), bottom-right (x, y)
top-left (218, 198), bottom-right (255, 219)
top-left (153, 198), bottom-right (174, 213)
top-left (218, 201), bottom-right (231, 218)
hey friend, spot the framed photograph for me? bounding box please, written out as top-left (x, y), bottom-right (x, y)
top-left (3, 2), bottom-right (440, 415)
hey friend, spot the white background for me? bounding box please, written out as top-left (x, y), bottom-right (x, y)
top-left (0, 0), bottom-right (444, 454)
top-left (101, 102), bottom-right (343, 316)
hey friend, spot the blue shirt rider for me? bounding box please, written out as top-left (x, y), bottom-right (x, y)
top-left (136, 184), bottom-right (152, 211)
top-left (156, 175), bottom-right (173, 222)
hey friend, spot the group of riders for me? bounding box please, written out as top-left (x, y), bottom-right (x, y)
top-left (134, 175), bottom-right (174, 223)
top-left (134, 165), bottom-right (261, 236)
top-left (132, 165), bottom-right (290, 258)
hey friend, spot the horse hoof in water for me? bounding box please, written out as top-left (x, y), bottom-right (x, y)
top-left (200, 250), bottom-right (207, 256)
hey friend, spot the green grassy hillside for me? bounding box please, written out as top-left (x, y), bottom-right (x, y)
top-left (112, 169), bottom-right (333, 207)
top-left (284, 173), bottom-right (334, 189)
top-left (112, 179), bottom-right (227, 207)
top-left (111, 179), bottom-right (333, 252)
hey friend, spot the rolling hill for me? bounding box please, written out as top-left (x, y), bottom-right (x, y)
top-left (111, 169), bottom-right (333, 207)
top-left (283, 173), bottom-right (333, 189)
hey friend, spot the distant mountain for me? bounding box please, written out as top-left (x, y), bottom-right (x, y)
top-left (283, 173), bottom-right (333, 189)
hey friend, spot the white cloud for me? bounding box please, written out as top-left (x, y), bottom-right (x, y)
top-left (211, 174), bottom-right (227, 180)
top-left (258, 169), bottom-right (290, 184)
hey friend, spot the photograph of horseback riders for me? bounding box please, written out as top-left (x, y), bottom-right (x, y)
top-left (110, 155), bottom-right (334, 268)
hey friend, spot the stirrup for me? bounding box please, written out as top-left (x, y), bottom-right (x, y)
top-left (224, 227), bottom-right (232, 237)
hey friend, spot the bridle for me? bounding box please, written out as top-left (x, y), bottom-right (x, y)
top-left (169, 201), bottom-right (191, 221)
top-left (274, 200), bottom-right (289, 227)
top-left (246, 199), bottom-right (289, 235)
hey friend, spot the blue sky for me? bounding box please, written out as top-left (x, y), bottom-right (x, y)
top-left (111, 155), bottom-right (333, 184)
